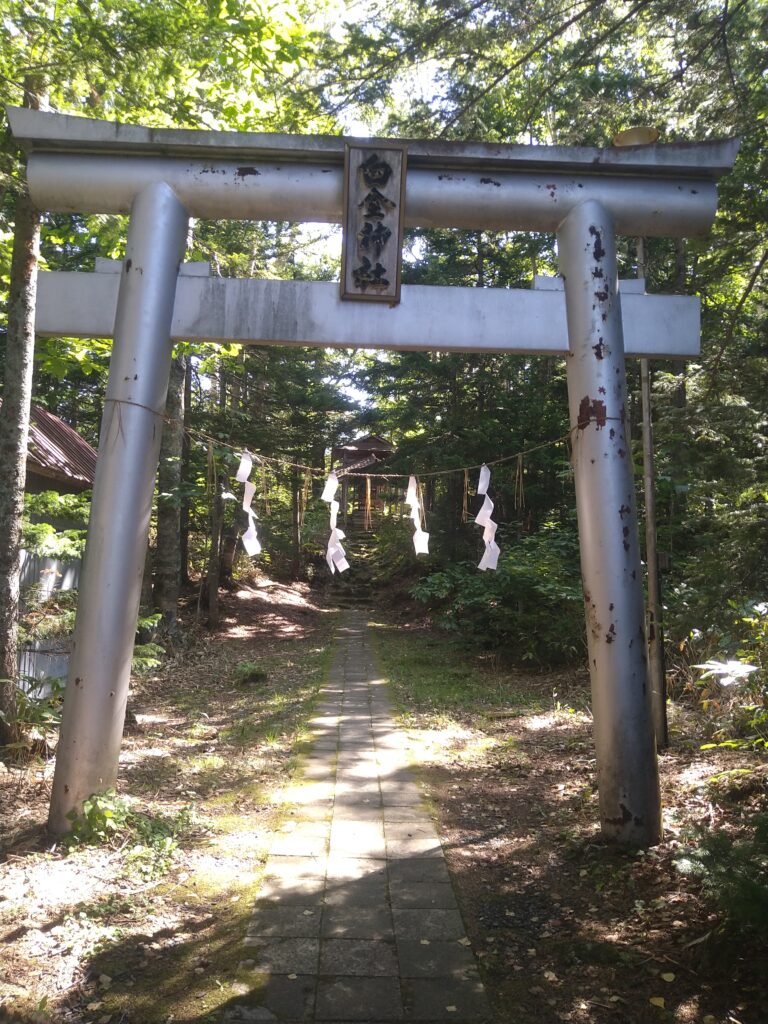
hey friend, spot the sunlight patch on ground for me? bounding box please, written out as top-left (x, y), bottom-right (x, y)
top-left (454, 734), bottom-right (499, 762)
top-left (206, 830), bottom-right (268, 856)
top-left (133, 713), bottom-right (170, 726)
top-left (525, 711), bottom-right (560, 731)
top-left (223, 616), bottom-right (305, 640)
top-left (120, 746), bottom-right (172, 764)
top-left (1, 850), bottom-right (113, 921)
top-left (677, 758), bottom-right (722, 789)
top-left (402, 723), bottom-right (492, 768)
top-left (339, 759), bottom-right (381, 780)
top-left (272, 780), bottom-right (335, 804)
top-left (236, 579), bottom-right (323, 610)
top-left (523, 708), bottom-right (591, 733)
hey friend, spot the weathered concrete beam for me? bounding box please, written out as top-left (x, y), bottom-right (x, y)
top-left (7, 106), bottom-right (739, 180)
top-left (35, 271), bottom-right (699, 359)
top-left (7, 109), bottom-right (738, 237)
top-left (22, 154), bottom-right (719, 236)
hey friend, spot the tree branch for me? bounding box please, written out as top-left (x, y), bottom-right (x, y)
top-left (707, 246), bottom-right (768, 387)
top-left (438, 0), bottom-right (605, 136)
top-left (521, 0), bottom-right (656, 137)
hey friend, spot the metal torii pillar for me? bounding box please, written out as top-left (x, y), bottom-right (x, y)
top-left (48, 184), bottom-right (188, 835)
top-left (559, 201), bottom-right (660, 845)
top-left (6, 107), bottom-right (736, 845)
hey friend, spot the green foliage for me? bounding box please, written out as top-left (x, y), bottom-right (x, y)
top-left (21, 521), bottom-right (86, 560)
top-left (132, 643), bottom-right (165, 675)
top-left (131, 610), bottom-right (167, 673)
top-left (0, 676), bottom-right (65, 756)
top-left (21, 490), bottom-right (91, 559)
top-left (19, 590), bottom-right (77, 640)
top-left (125, 805), bottom-right (194, 880)
top-left (23, 490), bottom-right (91, 527)
top-left (233, 660), bottom-right (269, 686)
top-left (65, 789), bottom-right (132, 845)
top-left (65, 789), bottom-right (194, 879)
top-left (411, 526), bottom-right (584, 664)
top-left (373, 624), bottom-right (545, 717)
top-left (675, 814), bottom-right (768, 943)
top-left (672, 602), bottom-right (768, 747)
top-left (367, 516), bottom-right (427, 585)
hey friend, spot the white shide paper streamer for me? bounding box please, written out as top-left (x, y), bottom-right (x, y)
top-left (475, 463), bottom-right (500, 571)
top-left (242, 512), bottom-right (262, 556)
top-left (321, 472), bottom-right (349, 573)
top-left (321, 471), bottom-right (339, 503)
top-left (405, 475), bottom-right (429, 555)
top-left (235, 451), bottom-right (253, 483)
top-left (242, 480), bottom-right (256, 513)
top-left (236, 451), bottom-right (262, 559)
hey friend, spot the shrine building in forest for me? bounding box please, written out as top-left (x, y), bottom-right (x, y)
top-left (331, 434), bottom-right (395, 530)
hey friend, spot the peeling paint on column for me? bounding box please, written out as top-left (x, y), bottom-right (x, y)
top-left (588, 224), bottom-right (606, 261)
top-left (577, 396), bottom-right (607, 429)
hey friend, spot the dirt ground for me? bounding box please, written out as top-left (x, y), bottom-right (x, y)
top-left (1, 583), bottom-right (766, 1024)
top-left (0, 579), bottom-right (336, 1023)
top-left (424, 706), bottom-right (767, 1024)
top-left (374, 627), bottom-right (768, 1024)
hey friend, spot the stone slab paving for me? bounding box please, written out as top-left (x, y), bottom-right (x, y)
top-left (223, 610), bottom-right (493, 1024)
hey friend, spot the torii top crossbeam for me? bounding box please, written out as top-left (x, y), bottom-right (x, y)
top-left (8, 107), bottom-right (737, 236)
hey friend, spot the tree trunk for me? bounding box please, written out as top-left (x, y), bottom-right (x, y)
top-left (206, 483), bottom-right (224, 629)
top-left (180, 356), bottom-right (192, 586)
top-left (154, 353), bottom-right (186, 632)
top-left (140, 540), bottom-right (154, 609)
top-left (231, 347), bottom-right (245, 410)
top-left (291, 467), bottom-right (301, 577)
top-left (218, 361), bottom-right (227, 412)
top-left (220, 526), bottom-right (238, 586)
top-left (0, 176), bottom-right (40, 746)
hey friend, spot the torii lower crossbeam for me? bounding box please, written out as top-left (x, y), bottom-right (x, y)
top-left (35, 267), bottom-right (700, 358)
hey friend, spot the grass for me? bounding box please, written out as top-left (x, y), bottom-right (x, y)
top-left (367, 619), bottom-right (562, 783)
top-left (369, 620), bottom-right (549, 722)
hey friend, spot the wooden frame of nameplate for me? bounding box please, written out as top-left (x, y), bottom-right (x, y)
top-left (340, 142), bottom-right (407, 305)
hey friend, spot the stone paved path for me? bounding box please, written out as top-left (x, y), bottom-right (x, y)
top-left (223, 610), bottom-right (492, 1023)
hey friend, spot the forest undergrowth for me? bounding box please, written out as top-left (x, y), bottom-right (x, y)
top-left (0, 579), bottom-right (336, 1024)
top-left (371, 621), bottom-right (768, 1024)
top-left (2, 582), bottom-right (766, 1023)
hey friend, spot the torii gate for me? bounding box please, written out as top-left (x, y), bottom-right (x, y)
top-left (7, 107), bottom-right (738, 846)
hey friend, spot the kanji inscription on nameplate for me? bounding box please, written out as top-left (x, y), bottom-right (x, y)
top-left (341, 143), bottom-right (407, 305)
